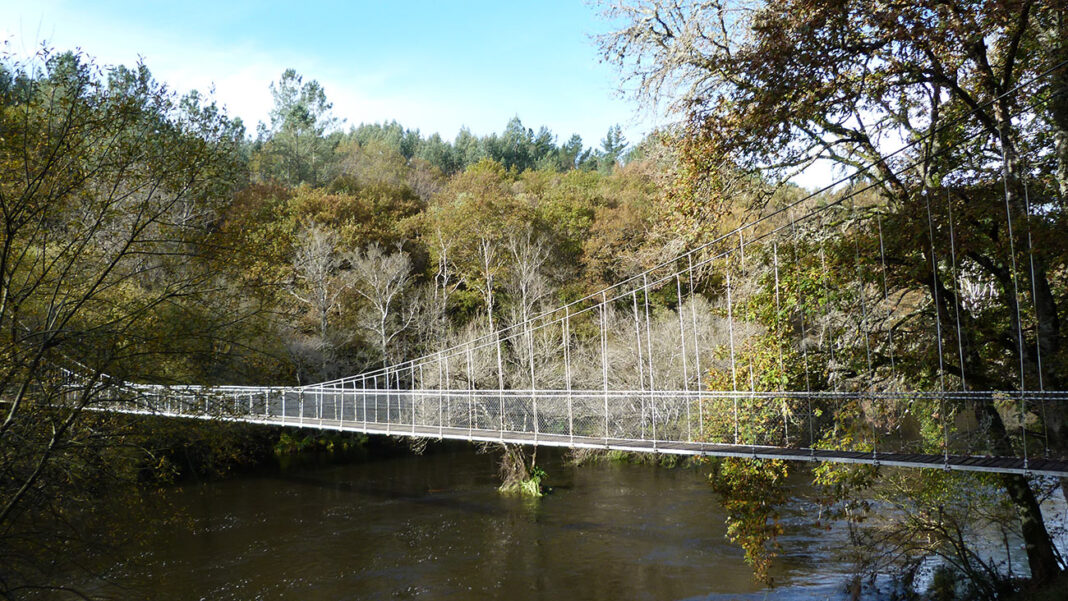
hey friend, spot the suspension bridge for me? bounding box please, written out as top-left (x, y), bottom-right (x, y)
top-left (74, 73), bottom-right (1068, 479)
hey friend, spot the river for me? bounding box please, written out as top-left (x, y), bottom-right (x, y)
top-left (74, 442), bottom-right (1065, 600)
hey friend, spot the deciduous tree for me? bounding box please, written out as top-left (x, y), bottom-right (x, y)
top-left (0, 50), bottom-right (244, 596)
top-left (602, 0), bottom-right (1068, 584)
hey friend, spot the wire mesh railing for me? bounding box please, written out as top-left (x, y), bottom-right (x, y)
top-left (77, 373), bottom-right (1068, 477)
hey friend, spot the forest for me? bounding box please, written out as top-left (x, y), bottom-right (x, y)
top-left (2, 1), bottom-right (1068, 599)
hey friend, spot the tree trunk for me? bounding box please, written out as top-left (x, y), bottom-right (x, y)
top-left (937, 248), bottom-right (1062, 583)
top-left (1041, 12), bottom-right (1068, 489)
top-left (380, 314), bottom-right (389, 369)
top-left (1051, 10), bottom-right (1068, 206)
top-left (319, 290), bottom-right (330, 377)
top-left (1030, 261), bottom-right (1062, 390)
top-left (972, 396), bottom-right (1062, 583)
top-left (1002, 472), bottom-right (1062, 584)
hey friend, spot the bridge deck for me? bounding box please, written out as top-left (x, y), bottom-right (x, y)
top-left (108, 407), bottom-right (1068, 478)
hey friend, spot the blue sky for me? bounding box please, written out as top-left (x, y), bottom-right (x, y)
top-left (1, 0), bottom-right (660, 150)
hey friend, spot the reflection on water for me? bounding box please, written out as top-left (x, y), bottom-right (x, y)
top-left (86, 446), bottom-right (866, 601)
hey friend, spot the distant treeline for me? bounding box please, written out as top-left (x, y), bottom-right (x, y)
top-left (247, 70), bottom-right (640, 188)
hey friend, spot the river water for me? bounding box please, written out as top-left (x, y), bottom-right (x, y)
top-left (78, 443), bottom-right (877, 601)
top-left (76, 441), bottom-right (1068, 601)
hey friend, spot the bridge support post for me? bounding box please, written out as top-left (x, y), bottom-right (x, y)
top-left (676, 273), bottom-right (691, 443)
top-left (526, 320), bottom-right (538, 444)
top-left (438, 353), bottom-right (444, 438)
top-left (410, 361), bottom-right (417, 435)
top-left (338, 383), bottom-right (345, 428)
top-left (726, 268), bottom-right (739, 445)
top-left (687, 255), bottom-right (704, 442)
top-left (466, 349), bottom-right (474, 440)
top-left (497, 333), bottom-right (505, 438)
top-left (564, 306), bottom-right (573, 447)
top-left (385, 370), bottom-right (392, 434)
top-left (644, 274), bottom-right (656, 452)
top-left (600, 291), bottom-right (609, 446)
